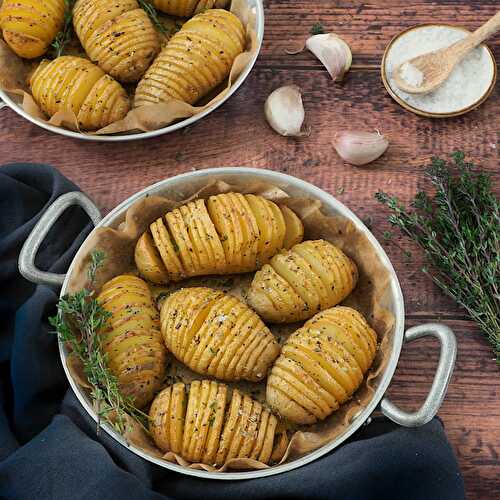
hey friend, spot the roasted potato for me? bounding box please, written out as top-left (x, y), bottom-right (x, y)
top-left (0, 0), bottom-right (65, 58)
top-left (97, 275), bottom-right (167, 408)
top-left (134, 9), bottom-right (245, 107)
top-left (149, 380), bottom-right (278, 465)
top-left (247, 239), bottom-right (358, 323)
top-left (151, 0), bottom-right (229, 17)
top-left (134, 193), bottom-right (304, 283)
top-left (73, 0), bottom-right (160, 82)
top-left (30, 56), bottom-right (130, 130)
top-left (266, 306), bottom-right (377, 424)
top-left (160, 287), bottom-right (280, 382)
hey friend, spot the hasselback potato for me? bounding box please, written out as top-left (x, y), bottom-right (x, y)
top-left (97, 275), bottom-right (167, 408)
top-left (149, 380), bottom-right (278, 465)
top-left (0, 0), bottom-right (65, 58)
top-left (30, 56), bottom-right (130, 130)
top-left (134, 193), bottom-right (304, 283)
top-left (151, 0), bottom-right (229, 17)
top-left (73, 0), bottom-right (160, 82)
top-left (247, 239), bottom-right (358, 323)
top-left (160, 287), bottom-right (280, 382)
top-left (134, 9), bottom-right (245, 107)
top-left (266, 306), bottom-right (377, 424)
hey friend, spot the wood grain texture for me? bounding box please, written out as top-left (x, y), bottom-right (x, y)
top-left (0, 1), bottom-right (498, 498)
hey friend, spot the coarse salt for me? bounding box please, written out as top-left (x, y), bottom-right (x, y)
top-left (384, 25), bottom-right (494, 114)
top-left (399, 61), bottom-right (424, 87)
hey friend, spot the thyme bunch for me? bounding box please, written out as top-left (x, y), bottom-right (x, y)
top-left (51, 0), bottom-right (76, 58)
top-left (376, 152), bottom-right (500, 362)
top-left (49, 250), bottom-right (149, 434)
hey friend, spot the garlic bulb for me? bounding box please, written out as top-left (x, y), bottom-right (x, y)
top-left (264, 85), bottom-right (305, 137)
top-left (306, 34), bottom-right (352, 81)
top-left (333, 131), bottom-right (389, 166)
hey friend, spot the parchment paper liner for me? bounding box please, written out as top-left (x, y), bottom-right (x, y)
top-left (65, 179), bottom-right (395, 472)
top-left (0, 0), bottom-right (257, 135)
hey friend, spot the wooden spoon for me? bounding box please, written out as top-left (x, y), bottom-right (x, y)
top-left (394, 11), bottom-right (500, 95)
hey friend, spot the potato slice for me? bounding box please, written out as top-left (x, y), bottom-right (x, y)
top-left (150, 217), bottom-right (185, 281)
top-left (280, 205), bottom-right (304, 249)
top-left (161, 288), bottom-right (280, 382)
top-left (134, 232), bottom-right (169, 284)
top-left (266, 306), bottom-right (377, 424)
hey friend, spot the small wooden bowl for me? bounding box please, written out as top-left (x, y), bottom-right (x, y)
top-left (381, 24), bottom-right (497, 118)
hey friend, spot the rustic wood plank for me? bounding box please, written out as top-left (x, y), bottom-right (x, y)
top-left (260, 0), bottom-right (500, 68)
top-left (0, 2), bottom-right (498, 499)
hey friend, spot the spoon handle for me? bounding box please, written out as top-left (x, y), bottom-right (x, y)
top-left (452, 11), bottom-right (500, 60)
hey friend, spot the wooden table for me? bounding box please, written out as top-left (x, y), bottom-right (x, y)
top-left (0, 1), bottom-right (498, 498)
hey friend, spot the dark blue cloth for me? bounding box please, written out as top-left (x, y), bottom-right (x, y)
top-left (0, 163), bottom-right (465, 500)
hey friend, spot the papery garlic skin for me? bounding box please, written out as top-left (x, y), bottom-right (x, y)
top-left (333, 131), bottom-right (389, 166)
top-left (264, 85), bottom-right (305, 137)
top-left (306, 34), bottom-right (352, 81)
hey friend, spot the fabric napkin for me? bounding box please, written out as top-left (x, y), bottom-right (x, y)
top-left (0, 163), bottom-right (465, 500)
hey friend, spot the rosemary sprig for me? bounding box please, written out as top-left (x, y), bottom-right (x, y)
top-left (137, 0), bottom-right (169, 34)
top-left (49, 250), bottom-right (149, 434)
top-left (376, 152), bottom-right (500, 362)
top-left (51, 0), bottom-right (76, 58)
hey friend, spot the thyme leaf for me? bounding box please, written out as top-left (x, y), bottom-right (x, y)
top-left (310, 22), bottom-right (325, 36)
top-left (376, 152), bottom-right (500, 362)
top-left (50, 0), bottom-right (76, 58)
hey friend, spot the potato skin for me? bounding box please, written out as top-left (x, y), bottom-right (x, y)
top-left (134, 193), bottom-right (304, 283)
top-left (160, 287), bottom-right (280, 382)
top-left (266, 306), bottom-right (377, 424)
top-left (30, 56), bottom-right (130, 130)
top-left (73, 0), bottom-right (160, 82)
top-left (97, 275), bottom-right (167, 408)
top-left (134, 9), bottom-right (245, 107)
top-left (0, 0), bottom-right (65, 58)
top-left (149, 381), bottom-right (278, 466)
top-left (247, 239), bottom-right (358, 323)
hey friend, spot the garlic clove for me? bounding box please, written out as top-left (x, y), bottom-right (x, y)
top-left (306, 33), bottom-right (352, 81)
top-left (264, 85), bottom-right (306, 137)
top-left (333, 131), bottom-right (389, 166)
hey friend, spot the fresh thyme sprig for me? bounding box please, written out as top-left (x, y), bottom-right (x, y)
top-left (310, 22), bottom-right (325, 35)
top-left (51, 0), bottom-right (76, 58)
top-left (376, 152), bottom-right (500, 362)
top-left (49, 250), bottom-right (150, 434)
top-left (137, 0), bottom-right (169, 34)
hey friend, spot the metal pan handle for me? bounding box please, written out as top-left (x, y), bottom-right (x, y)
top-left (380, 323), bottom-right (457, 427)
top-left (18, 191), bottom-right (102, 287)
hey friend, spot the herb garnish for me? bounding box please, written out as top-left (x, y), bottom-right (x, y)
top-left (310, 22), bottom-right (325, 35)
top-left (137, 0), bottom-right (169, 34)
top-left (51, 0), bottom-right (76, 58)
top-left (376, 152), bottom-right (499, 362)
top-left (49, 250), bottom-right (150, 434)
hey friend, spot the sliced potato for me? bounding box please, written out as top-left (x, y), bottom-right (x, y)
top-left (73, 0), bottom-right (160, 82)
top-left (266, 306), bottom-right (377, 424)
top-left (30, 56), bottom-right (130, 131)
top-left (149, 382), bottom-right (277, 466)
top-left (97, 275), bottom-right (167, 408)
top-left (247, 239), bottom-right (358, 323)
top-left (135, 9), bottom-right (245, 107)
top-left (135, 194), bottom-right (303, 283)
top-left (160, 287), bottom-right (280, 382)
top-left (0, 0), bottom-right (65, 58)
